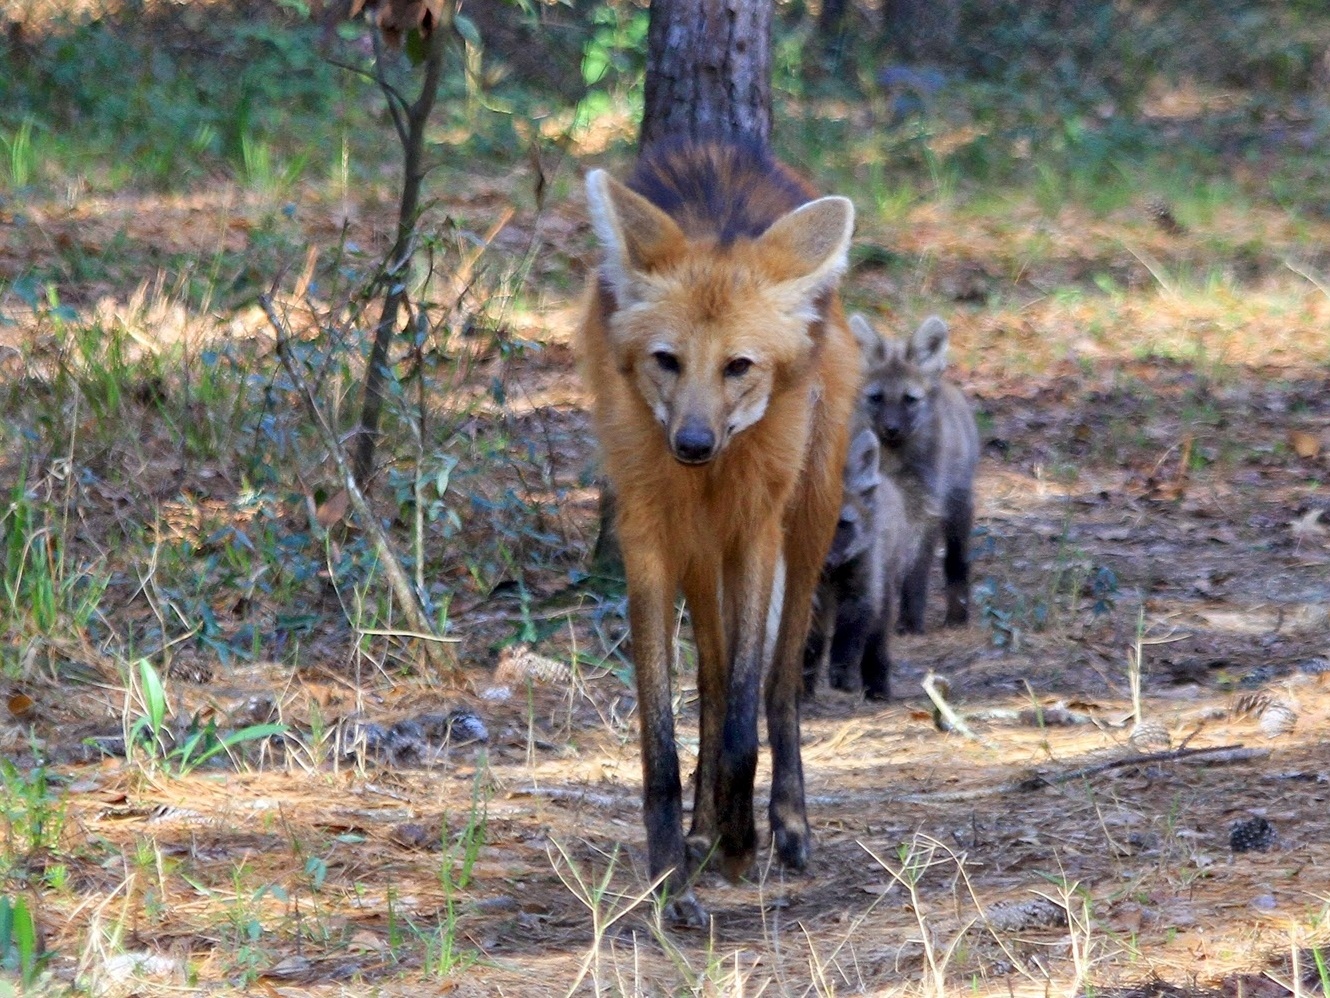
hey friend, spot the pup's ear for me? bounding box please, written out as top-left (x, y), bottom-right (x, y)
top-left (908, 316), bottom-right (950, 377)
top-left (848, 313), bottom-right (882, 364)
top-left (844, 427), bottom-right (882, 497)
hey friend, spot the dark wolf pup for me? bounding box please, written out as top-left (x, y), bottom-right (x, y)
top-left (577, 140), bottom-right (860, 922)
top-left (805, 421), bottom-right (904, 697)
top-left (834, 313), bottom-right (980, 698)
top-left (806, 408), bottom-right (944, 699)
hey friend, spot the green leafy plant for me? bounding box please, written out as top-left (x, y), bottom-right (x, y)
top-left (0, 761), bottom-right (65, 869)
top-left (0, 895), bottom-right (45, 988)
top-left (170, 712), bottom-right (287, 777)
top-left (2, 475), bottom-right (111, 667)
top-left (0, 117), bottom-right (36, 189)
top-left (126, 657), bottom-right (169, 757)
top-left (574, 3), bottom-right (648, 132)
top-left (420, 761), bottom-right (491, 978)
top-left (124, 658), bottom-right (285, 776)
top-left (238, 134), bottom-right (309, 199)
top-left (423, 875), bottom-right (476, 979)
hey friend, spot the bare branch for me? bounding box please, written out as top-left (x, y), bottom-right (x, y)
top-left (370, 27), bottom-right (411, 147)
top-left (258, 293), bottom-right (463, 684)
top-left (923, 672), bottom-right (993, 748)
top-left (901, 743), bottom-right (1266, 804)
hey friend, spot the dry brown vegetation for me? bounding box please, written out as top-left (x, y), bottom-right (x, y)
top-left (3, 8), bottom-right (1330, 993)
top-left (4, 158), bottom-right (1328, 994)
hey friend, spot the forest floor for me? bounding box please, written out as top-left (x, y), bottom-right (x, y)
top-left (2, 51), bottom-right (1330, 996)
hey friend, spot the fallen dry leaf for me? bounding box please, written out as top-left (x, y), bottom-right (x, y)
top-left (316, 488), bottom-right (350, 529)
top-left (7, 692), bottom-right (35, 721)
top-left (347, 930), bottom-right (387, 954)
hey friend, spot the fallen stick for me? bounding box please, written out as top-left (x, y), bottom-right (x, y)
top-left (923, 672), bottom-right (993, 748)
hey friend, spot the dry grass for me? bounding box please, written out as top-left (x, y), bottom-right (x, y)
top-left (12, 640), bottom-right (1330, 996)
top-left (3, 97), bottom-right (1330, 997)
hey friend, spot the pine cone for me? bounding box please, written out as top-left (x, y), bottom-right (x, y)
top-left (1128, 719), bottom-right (1171, 753)
top-left (1257, 700), bottom-right (1298, 739)
top-left (1229, 816), bottom-right (1277, 853)
top-left (984, 896), bottom-right (1069, 932)
top-left (494, 644), bottom-right (571, 686)
top-left (1231, 691), bottom-right (1272, 718)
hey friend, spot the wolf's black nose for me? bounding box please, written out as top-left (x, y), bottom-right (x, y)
top-left (673, 423), bottom-right (716, 464)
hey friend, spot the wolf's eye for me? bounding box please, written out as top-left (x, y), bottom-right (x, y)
top-left (723, 357), bottom-right (752, 378)
top-left (653, 350), bottom-right (681, 374)
top-left (866, 388), bottom-right (885, 405)
top-left (903, 392), bottom-right (923, 406)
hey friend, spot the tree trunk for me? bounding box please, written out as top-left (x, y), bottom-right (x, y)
top-left (591, 0), bottom-right (774, 575)
top-left (640, 0), bottom-right (773, 150)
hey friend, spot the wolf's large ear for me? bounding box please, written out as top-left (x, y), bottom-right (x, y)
top-left (908, 316), bottom-right (949, 377)
top-left (758, 195), bottom-right (855, 310)
top-left (848, 313), bottom-right (882, 364)
top-left (844, 426), bottom-right (882, 497)
top-left (585, 170), bottom-right (685, 304)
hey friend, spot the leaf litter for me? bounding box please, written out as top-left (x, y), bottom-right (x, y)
top-left (2, 129), bottom-right (1330, 998)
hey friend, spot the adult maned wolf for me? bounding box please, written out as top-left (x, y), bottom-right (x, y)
top-left (578, 140), bottom-right (860, 921)
top-left (853, 313), bottom-right (980, 639)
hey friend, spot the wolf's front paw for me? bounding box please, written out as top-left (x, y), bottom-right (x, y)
top-left (773, 822), bottom-right (811, 871)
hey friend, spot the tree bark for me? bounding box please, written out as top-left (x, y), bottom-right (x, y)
top-left (640, 0), bottom-right (773, 150)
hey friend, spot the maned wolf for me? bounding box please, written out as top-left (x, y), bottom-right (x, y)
top-left (578, 140), bottom-right (860, 921)
top-left (852, 313), bottom-right (980, 642)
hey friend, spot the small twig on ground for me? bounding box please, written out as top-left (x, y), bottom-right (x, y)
top-left (509, 786), bottom-right (624, 808)
top-left (923, 672), bottom-right (993, 747)
top-left (1120, 241), bottom-right (1179, 297)
top-left (259, 293), bottom-right (462, 685)
top-left (1027, 743), bottom-right (1264, 787)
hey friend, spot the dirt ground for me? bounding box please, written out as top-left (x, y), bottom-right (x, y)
top-left (4, 171), bottom-right (1330, 996)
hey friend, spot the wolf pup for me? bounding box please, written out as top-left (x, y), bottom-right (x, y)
top-left (804, 423), bottom-right (886, 695)
top-left (803, 421), bottom-right (915, 699)
top-left (578, 140), bottom-right (859, 922)
top-left (852, 313), bottom-right (980, 647)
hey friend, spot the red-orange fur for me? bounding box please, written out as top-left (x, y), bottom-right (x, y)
top-left (577, 141), bottom-right (860, 920)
